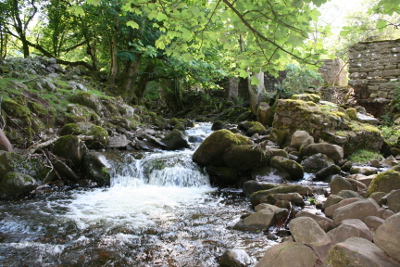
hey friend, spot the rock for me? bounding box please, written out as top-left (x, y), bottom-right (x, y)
top-left (53, 135), bottom-right (87, 167)
top-left (206, 166), bottom-right (238, 186)
top-left (302, 143), bottom-right (344, 163)
top-left (255, 242), bottom-right (319, 267)
top-left (386, 190), bottom-right (400, 212)
top-left (233, 205), bottom-right (281, 231)
top-left (325, 237), bottom-right (400, 267)
top-left (350, 166), bottom-right (378, 175)
top-left (367, 169), bottom-right (400, 196)
top-left (380, 155), bottom-right (398, 168)
top-left (373, 212), bottom-right (400, 263)
top-left (238, 121), bottom-right (268, 136)
top-left (322, 194), bottom-right (344, 211)
top-left (355, 174), bottom-right (374, 187)
top-left (61, 122), bottom-right (109, 149)
top-left (265, 192), bottom-right (304, 206)
top-left (107, 135), bottom-right (130, 149)
top-left (250, 185), bottom-right (312, 206)
top-left (289, 217), bottom-right (332, 261)
top-left (0, 152), bottom-right (49, 181)
top-left (83, 152), bottom-right (113, 186)
top-left (333, 198), bottom-right (380, 225)
top-left (0, 172), bottom-right (37, 200)
top-left (192, 129), bottom-right (252, 167)
top-left (257, 102), bottom-right (273, 126)
top-left (270, 156), bottom-right (304, 180)
top-left (327, 219), bottom-right (373, 245)
top-left (0, 129), bottom-right (13, 152)
top-left (52, 157), bottom-right (79, 181)
top-left (290, 130), bottom-right (314, 149)
top-left (301, 153), bottom-right (334, 173)
top-left (370, 192), bottom-right (387, 205)
top-left (378, 209), bottom-right (395, 220)
top-left (364, 216), bottom-right (385, 230)
top-left (325, 198), bottom-right (361, 218)
top-left (242, 180), bottom-right (276, 196)
top-left (337, 190), bottom-right (363, 199)
top-left (161, 129), bottom-right (190, 150)
top-left (330, 175), bottom-right (357, 195)
top-left (69, 92), bottom-right (103, 113)
top-left (315, 164), bottom-right (342, 181)
top-left (223, 145), bottom-right (270, 170)
top-left (296, 211), bottom-right (336, 232)
top-left (211, 120), bottom-right (226, 131)
top-left (219, 249), bottom-right (251, 267)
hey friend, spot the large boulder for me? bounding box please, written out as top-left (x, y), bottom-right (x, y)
top-left (61, 122), bottom-right (109, 149)
top-left (301, 153), bottom-right (334, 173)
top-left (386, 190), bottom-right (400, 212)
top-left (250, 185), bottom-right (312, 206)
top-left (325, 198), bottom-right (360, 218)
top-left (270, 156), bottom-right (304, 180)
top-left (330, 175), bottom-right (357, 195)
top-left (255, 242), bottom-right (319, 267)
top-left (192, 129), bottom-right (252, 167)
top-left (373, 212), bottom-right (400, 263)
top-left (289, 217), bottom-right (332, 261)
top-left (69, 92), bottom-right (103, 113)
top-left (327, 219), bottom-right (373, 245)
top-left (0, 172), bottom-right (37, 200)
top-left (296, 211), bottom-right (336, 232)
top-left (290, 130), bottom-right (314, 149)
top-left (0, 151), bottom-right (49, 181)
top-left (219, 249), bottom-right (251, 267)
top-left (325, 237), bottom-right (400, 267)
top-left (83, 152), bottom-right (114, 186)
top-left (332, 198), bottom-right (380, 225)
top-left (223, 145), bottom-right (270, 170)
top-left (242, 180), bottom-right (276, 196)
top-left (302, 143), bottom-right (344, 163)
top-left (233, 204), bottom-right (281, 231)
top-left (53, 135), bottom-right (87, 167)
top-left (367, 169), bottom-right (400, 196)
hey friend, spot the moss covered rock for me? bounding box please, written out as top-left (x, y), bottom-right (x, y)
top-left (61, 122), bottom-right (109, 149)
top-left (69, 92), bottom-right (103, 113)
top-left (0, 151), bottom-right (49, 181)
top-left (270, 156), bottom-right (304, 181)
top-left (250, 185), bottom-right (313, 206)
top-left (223, 144), bottom-right (270, 170)
top-left (193, 129), bottom-right (253, 167)
top-left (367, 169), bottom-right (400, 196)
top-left (0, 172), bottom-right (37, 200)
top-left (53, 135), bottom-right (86, 167)
top-left (161, 129), bottom-right (190, 150)
top-left (83, 152), bottom-right (113, 186)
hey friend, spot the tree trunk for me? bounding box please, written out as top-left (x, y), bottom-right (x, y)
top-left (228, 77), bottom-right (239, 100)
top-left (0, 129), bottom-right (13, 152)
top-left (107, 31), bottom-right (119, 86)
top-left (161, 79), bottom-right (183, 112)
top-left (134, 63), bottom-right (155, 99)
top-left (120, 54), bottom-right (142, 102)
top-left (248, 71), bottom-right (266, 115)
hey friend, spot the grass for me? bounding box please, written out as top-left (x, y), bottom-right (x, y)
top-left (349, 149), bottom-right (384, 164)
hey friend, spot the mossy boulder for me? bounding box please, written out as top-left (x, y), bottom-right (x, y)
top-left (161, 129), bottom-right (190, 150)
top-left (367, 169), bottom-right (400, 196)
top-left (69, 92), bottom-right (103, 113)
top-left (206, 165), bottom-right (238, 186)
top-left (270, 156), bottom-right (304, 181)
top-left (0, 172), bottom-right (37, 200)
top-left (83, 152), bottom-right (113, 186)
top-left (291, 93), bottom-right (321, 103)
top-left (2, 99), bottom-right (28, 118)
top-left (250, 185), bottom-right (313, 206)
top-left (53, 135), bottom-right (86, 167)
top-left (223, 145), bottom-right (270, 170)
top-left (0, 151), bottom-right (49, 181)
top-left (61, 122), bottom-right (109, 149)
top-left (192, 129), bottom-right (253, 167)
top-left (238, 121), bottom-right (268, 136)
top-left (66, 104), bottom-right (101, 123)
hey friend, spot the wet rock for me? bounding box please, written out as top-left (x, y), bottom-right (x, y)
top-left (206, 166), bottom-right (238, 186)
top-left (0, 151), bottom-right (49, 181)
top-left (83, 152), bottom-right (113, 186)
top-left (223, 145), bottom-right (270, 170)
top-left (107, 135), bottom-right (130, 149)
top-left (53, 135), bottom-right (86, 167)
top-left (0, 172), bottom-right (37, 200)
top-left (250, 185), bottom-right (312, 206)
top-left (242, 180), bottom-right (276, 196)
top-left (264, 192), bottom-right (304, 206)
top-left (233, 204), bottom-right (281, 231)
top-left (325, 198), bottom-right (361, 218)
top-left (367, 169), bottom-right (400, 196)
top-left (333, 198), bottom-right (380, 225)
top-left (364, 216), bottom-right (385, 230)
top-left (238, 121), bottom-right (268, 136)
top-left (350, 166), bottom-right (378, 175)
top-left (302, 143), bottom-right (344, 163)
top-left (219, 249), bottom-right (251, 267)
top-left (315, 164), bottom-right (341, 181)
top-left (330, 175), bottom-right (357, 195)
top-left (289, 217), bottom-right (332, 261)
top-left (61, 122), bottom-right (109, 149)
top-left (52, 157), bottom-right (79, 181)
top-left (301, 153), bottom-right (334, 173)
top-left (327, 219), bottom-right (372, 245)
top-left (296, 211), bottom-right (336, 232)
top-left (325, 237), bottom-right (400, 267)
top-left (211, 120), bottom-right (226, 131)
top-left (192, 129), bottom-right (252, 167)
top-left (290, 130), bottom-right (314, 149)
top-left (270, 156), bottom-right (304, 180)
top-left (373, 212), bottom-right (400, 263)
top-left (161, 129), bottom-right (190, 150)
top-left (255, 242), bottom-right (319, 267)
top-left (386, 190), bottom-right (400, 212)
top-left (380, 155), bottom-right (398, 167)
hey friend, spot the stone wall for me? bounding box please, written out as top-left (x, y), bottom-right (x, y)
top-left (318, 58), bottom-right (347, 86)
top-left (348, 39), bottom-right (400, 117)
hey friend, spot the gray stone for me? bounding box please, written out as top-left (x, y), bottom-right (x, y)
top-left (325, 198), bottom-right (362, 218)
top-left (255, 242), bottom-right (319, 267)
top-left (242, 180), bottom-right (276, 196)
top-left (290, 130), bottom-right (314, 149)
top-left (370, 192), bottom-right (388, 205)
top-left (270, 156), bottom-right (304, 180)
top-left (325, 237), bottom-right (400, 267)
top-left (337, 190), bottom-right (363, 199)
top-left (333, 198), bottom-right (380, 225)
top-left (107, 135), bottom-right (130, 148)
top-left (373, 212), bottom-right (400, 263)
top-left (350, 166), bottom-right (378, 175)
top-left (302, 143), bottom-right (344, 163)
top-left (296, 211), bottom-right (336, 232)
top-left (364, 216), bottom-right (385, 230)
top-left (266, 192), bottom-right (304, 206)
top-left (289, 217), bottom-right (332, 261)
top-left (301, 153), bottom-right (333, 173)
top-left (161, 129), bottom-right (190, 150)
top-left (0, 172), bottom-right (37, 200)
top-left (322, 194), bottom-right (344, 211)
top-left (327, 219), bottom-right (373, 245)
top-left (330, 175), bottom-right (357, 195)
top-left (250, 185), bottom-right (313, 206)
top-left (367, 169), bottom-right (400, 195)
top-left (219, 249), bottom-right (251, 267)
top-left (233, 205), bottom-right (281, 231)
top-left (315, 164), bottom-right (341, 181)
top-left (386, 189), bottom-right (400, 212)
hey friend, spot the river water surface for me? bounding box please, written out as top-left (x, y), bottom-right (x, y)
top-left (0, 123), bottom-right (276, 267)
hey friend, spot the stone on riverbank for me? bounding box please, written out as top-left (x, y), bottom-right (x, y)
top-left (327, 219), bottom-right (372, 245)
top-left (0, 172), bottom-right (37, 200)
top-left (219, 249), bottom-right (251, 267)
top-left (367, 169), bottom-right (400, 196)
top-left (373, 212), bottom-right (400, 263)
top-left (250, 185), bottom-right (312, 206)
top-left (332, 198), bottom-right (380, 225)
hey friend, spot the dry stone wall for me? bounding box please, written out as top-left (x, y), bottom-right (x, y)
top-left (348, 39), bottom-right (400, 117)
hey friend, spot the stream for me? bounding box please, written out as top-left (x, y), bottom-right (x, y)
top-left (0, 123), bottom-right (280, 267)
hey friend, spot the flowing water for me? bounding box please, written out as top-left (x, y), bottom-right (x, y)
top-left (0, 123), bottom-right (276, 267)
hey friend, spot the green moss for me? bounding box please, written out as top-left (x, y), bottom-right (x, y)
top-left (349, 149), bottom-right (383, 164)
top-left (367, 169), bottom-right (400, 196)
top-left (2, 99), bottom-right (28, 118)
top-left (346, 108), bottom-right (358, 120)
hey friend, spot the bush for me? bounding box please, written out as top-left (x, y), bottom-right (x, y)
top-left (281, 64), bottom-right (323, 96)
top-left (348, 149), bottom-right (384, 164)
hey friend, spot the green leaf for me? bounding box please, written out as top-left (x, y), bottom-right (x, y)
top-left (250, 76), bottom-right (260, 86)
top-left (239, 69), bottom-right (249, 78)
top-left (376, 20), bottom-right (387, 29)
top-left (126, 21), bottom-right (139, 29)
top-left (69, 5), bottom-right (85, 16)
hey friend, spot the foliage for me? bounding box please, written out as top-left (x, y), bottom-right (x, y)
top-left (348, 149), bottom-right (384, 164)
top-left (379, 126), bottom-right (399, 145)
top-left (280, 64), bottom-right (323, 96)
